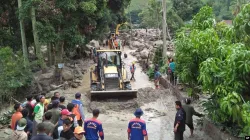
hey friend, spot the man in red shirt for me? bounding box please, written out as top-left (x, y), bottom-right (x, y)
top-left (11, 103), bottom-right (23, 130)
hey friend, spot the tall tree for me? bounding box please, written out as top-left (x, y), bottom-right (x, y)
top-left (18, 0), bottom-right (28, 63)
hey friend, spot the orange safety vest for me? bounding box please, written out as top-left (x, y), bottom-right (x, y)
top-left (72, 104), bottom-right (81, 120)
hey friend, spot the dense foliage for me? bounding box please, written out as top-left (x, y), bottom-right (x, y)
top-left (138, 0), bottom-right (185, 32)
top-left (0, 0), bottom-right (131, 99)
top-left (202, 0), bottom-right (248, 20)
top-left (175, 5), bottom-right (250, 136)
top-left (0, 47), bottom-right (32, 102)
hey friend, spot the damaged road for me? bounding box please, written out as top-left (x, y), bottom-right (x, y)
top-left (63, 48), bottom-right (212, 140)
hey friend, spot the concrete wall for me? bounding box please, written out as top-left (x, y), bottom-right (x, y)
top-left (159, 77), bottom-right (241, 140)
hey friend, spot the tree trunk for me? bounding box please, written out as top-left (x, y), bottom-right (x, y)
top-left (18, 0), bottom-right (28, 63)
top-left (47, 43), bottom-right (52, 66)
top-left (31, 6), bottom-right (45, 69)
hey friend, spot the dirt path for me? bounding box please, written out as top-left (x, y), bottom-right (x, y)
top-left (62, 47), bottom-right (212, 140)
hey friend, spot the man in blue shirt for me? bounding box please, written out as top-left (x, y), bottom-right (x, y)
top-left (169, 58), bottom-right (176, 85)
top-left (174, 101), bottom-right (186, 140)
top-left (154, 67), bottom-right (161, 89)
top-left (84, 109), bottom-right (104, 140)
top-left (127, 108), bottom-right (148, 140)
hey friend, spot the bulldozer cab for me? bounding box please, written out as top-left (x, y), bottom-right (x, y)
top-left (98, 51), bottom-right (121, 67)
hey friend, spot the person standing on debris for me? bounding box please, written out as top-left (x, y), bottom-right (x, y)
top-left (182, 98), bottom-right (204, 137)
top-left (72, 93), bottom-right (85, 126)
top-left (11, 118), bottom-right (27, 140)
top-left (130, 61), bottom-right (136, 81)
top-left (169, 58), bottom-right (176, 85)
top-left (154, 67), bottom-right (162, 89)
top-left (174, 101), bottom-right (186, 140)
top-left (84, 109), bottom-right (104, 140)
top-left (11, 103), bottom-right (23, 130)
top-left (31, 123), bottom-right (53, 140)
top-left (127, 108), bottom-right (148, 140)
top-left (46, 100), bottom-right (61, 125)
top-left (43, 112), bottom-right (55, 137)
top-left (70, 126), bottom-right (85, 140)
top-left (32, 95), bottom-right (45, 136)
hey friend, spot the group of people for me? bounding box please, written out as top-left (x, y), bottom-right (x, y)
top-left (10, 92), bottom-right (104, 140)
top-left (10, 92), bottom-right (203, 140)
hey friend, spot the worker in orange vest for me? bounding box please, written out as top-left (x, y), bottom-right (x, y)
top-left (71, 93), bottom-right (85, 126)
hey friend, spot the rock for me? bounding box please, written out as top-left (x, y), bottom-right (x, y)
top-left (74, 79), bottom-right (82, 83)
top-left (153, 40), bottom-right (163, 46)
top-left (89, 40), bottom-right (99, 48)
top-left (62, 69), bottom-right (73, 81)
top-left (50, 84), bottom-right (63, 90)
top-left (140, 50), bottom-right (149, 59)
top-left (39, 72), bottom-right (54, 80)
top-left (71, 83), bottom-right (78, 88)
top-left (132, 41), bottom-right (144, 48)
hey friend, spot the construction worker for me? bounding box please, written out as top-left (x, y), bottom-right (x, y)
top-left (130, 61), bottom-right (136, 81)
top-left (127, 108), bottom-right (148, 140)
top-left (71, 93), bottom-right (85, 126)
top-left (182, 98), bottom-right (204, 137)
top-left (84, 109), bottom-right (104, 140)
top-left (174, 101), bottom-right (186, 140)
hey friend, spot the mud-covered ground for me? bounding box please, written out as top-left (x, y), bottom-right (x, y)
top-left (0, 46), bottom-right (212, 140)
top-left (61, 47), bottom-right (212, 140)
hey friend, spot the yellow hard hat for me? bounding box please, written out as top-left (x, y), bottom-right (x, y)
top-left (132, 61), bottom-right (135, 64)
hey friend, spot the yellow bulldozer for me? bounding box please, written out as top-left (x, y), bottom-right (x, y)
top-left (90, 49), bottom-right (137, 100)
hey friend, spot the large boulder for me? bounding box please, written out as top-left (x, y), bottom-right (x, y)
top-left (132, 41), bottom-right (144, 49)
top-left (89, 40), bottom-right (99, 48)
top-left (62, 69), bottom-right (73, 81)
top-left (39, 72), bottom-right (54, 80)
top-left (140, 50), bottom-right (149, 59)
top-left (153, 40), bottom-right (163, 46)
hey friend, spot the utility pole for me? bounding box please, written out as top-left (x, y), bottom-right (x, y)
top-left (162, 0), bottom-right (167, 58)
top-left (18, 0), bottom-right (28, 63)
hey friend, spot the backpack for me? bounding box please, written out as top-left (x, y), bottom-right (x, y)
top-left (72, 104), bottom-right (81, 121)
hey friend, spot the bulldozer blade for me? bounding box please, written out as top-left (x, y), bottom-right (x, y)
top-left (90, 90), bottom-right (137, 100)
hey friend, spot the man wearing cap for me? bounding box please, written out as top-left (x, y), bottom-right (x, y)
top-left (70, 126), bottom-right (85, 140)
top-left (32, 95), bottom-right (45, 136)
top-left (84, 109), bottom-right (104, 140)
top-left (46, 100), bottom-right (61, 125)
top-left (55, 109), bottom-right (72, 138)
top-left (130, 62), bottom-right (136, 81)
top-left (72, 93), bottom-right (85, 126)
top-left (10, 118), bottom-right (27, 140)
top-left (127, 108), bottom-right (148, 140)
top-left (174, 101), bottom-right (186, 140)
